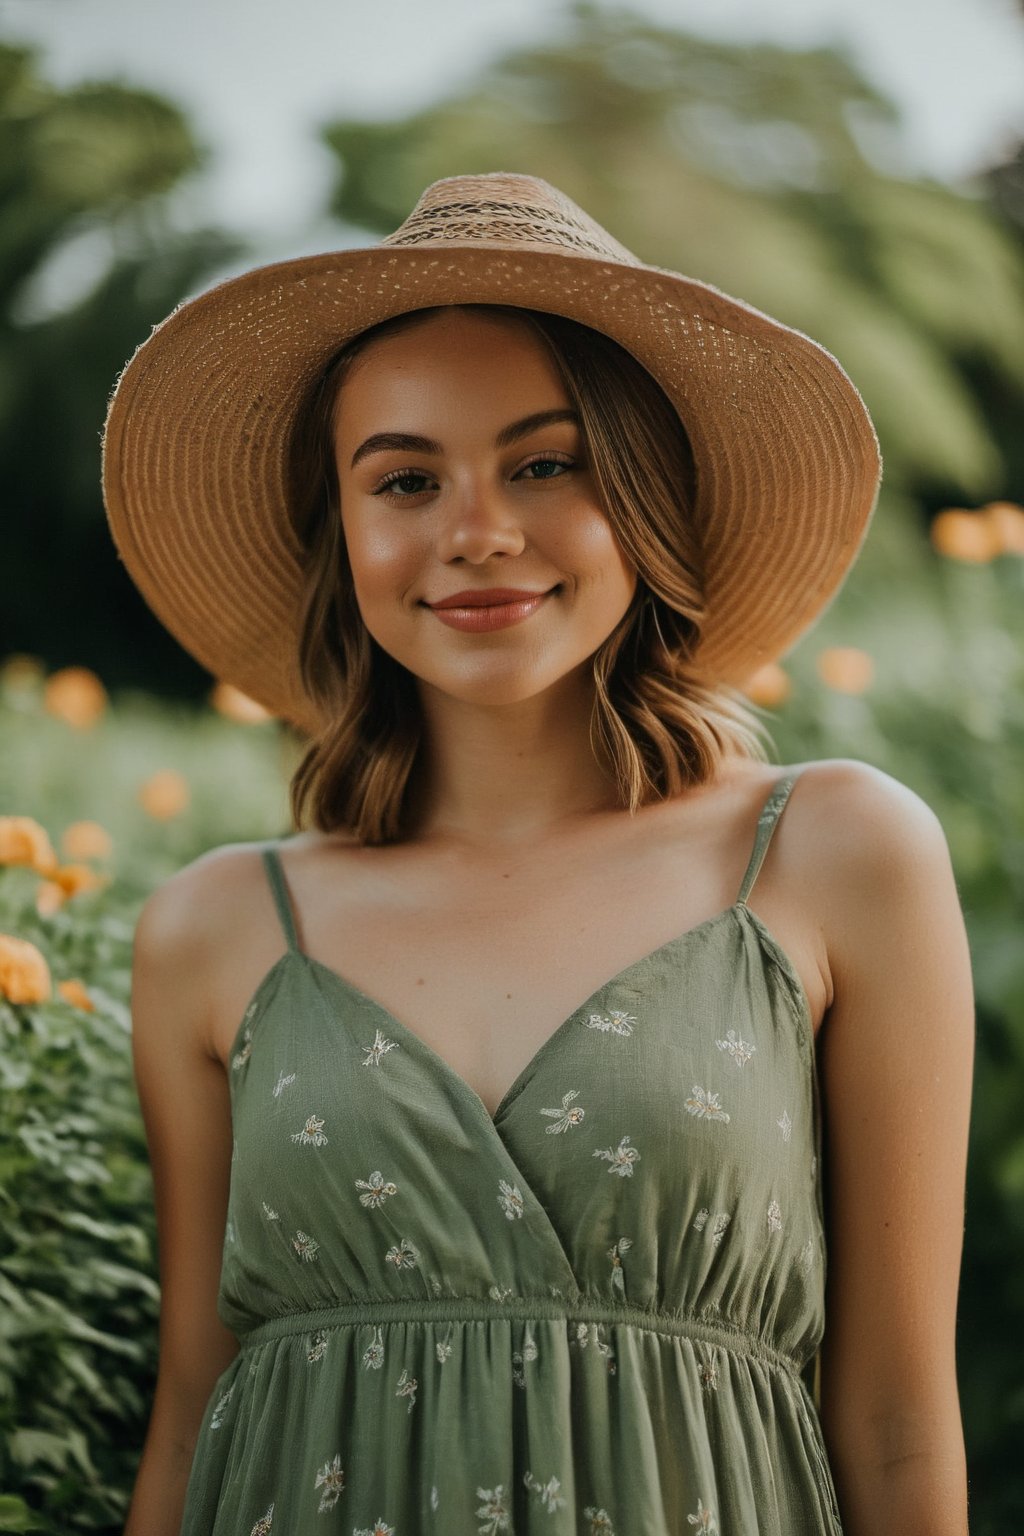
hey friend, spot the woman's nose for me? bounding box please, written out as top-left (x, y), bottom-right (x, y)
top-left (434, 479), bottom-right (527, 561)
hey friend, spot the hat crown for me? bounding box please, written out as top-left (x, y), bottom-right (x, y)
top-left (379, 171), bottom-right (642, 266)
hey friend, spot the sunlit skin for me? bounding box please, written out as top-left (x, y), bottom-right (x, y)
top-left (332, 307), bottom-right (640, 843)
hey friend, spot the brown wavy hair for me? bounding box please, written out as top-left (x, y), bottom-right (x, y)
top-left (285, 303), bottom-right (774, 844)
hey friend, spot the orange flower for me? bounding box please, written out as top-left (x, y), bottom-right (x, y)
top-left (930, 508), bottom-right (1000, 563)
top-left (742, 662), bottom-right (792, 708)
top-left (0, 933), bottom-right (52, 1004)
top-left (816, 647), bottom-right (874, 694)
top-left (981, 501), bottom-right (1024, 557)
top-left (0, 816), bottom-right (59, 875)
top-left (138, 769), bottom-right (190, 820)
top-left (36, 881), bottom-right (66, 918)
top-left (210, 681), bottom-right (272, 724)
top-left (61, 820), bottom-right (113, 861)
top-left (57, 977), bottom-right (95, 1012)
top-left (52, 863), bottom-right (109, 897)
top-left (43, 666), bottom-right (108, 728)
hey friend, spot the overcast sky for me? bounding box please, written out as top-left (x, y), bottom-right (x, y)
top-left (3, 0), bottom-right (1023, 248)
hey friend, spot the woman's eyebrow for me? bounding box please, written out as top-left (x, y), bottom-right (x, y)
top-left (349, 408), bottom-right (580, 469)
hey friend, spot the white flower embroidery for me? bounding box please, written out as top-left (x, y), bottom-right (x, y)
top-left (232, 1025), bottom-right (253, 1072)
top-left (307, 1329), bottom-right (329, 1364)
top-left (698, 1354), bottom-right (719, 1393)
top-left (687, 1496), bottom-right (718, 1531)
top-left (608, 1235), bottom-right (633, 1294)
top-left (777, 1109), bottom-right (793, 1142)
top-left (540, 1089), bottom-right (585, 1132)
top-left (593, 1134), bottom-right (641, 1176)
top-left (489, 1284), bottom-right (514, 1302)
top-left (225, 1219), bottom-right (236, 1245)
top-left (715, 1027), bottom-right (756, 1066)
top-left (384, 1237), bottom-right (420, 1269)
top-left (396, 1366), bottom-right (418, 1413)
top-left (512, 1329), bottom-right (538, 1388)
top-left (314, 1452), bottom-right (345, 1512)
top-left (291, 1229), bottom-right (319, 1262)
top-left (573, 1322), bottom-right (617, 1373)
top-left (249, 1504), bottom-right (274, 1536)
top-left (362, 1028), bottom-right (399, 1066)
top-left (811, 1153), bottom-right (818, 1179)
top-left (362, 1326), bottom-right (385, 1369)
top-left (261, 1200), bottom-right (279, 1221)
top-left (693, 1207), bottom-right (709, 1232)
top-left (583, 1008), bottom-right (638, 1036)
top-left (584, 1509), bottom-right (617, 1535)
top-left (209, 1384), bottom-right (233, 1428)
top-left (354, 1522), bottom-right (395, 1536)
top-left (497, 1179), bottom-right (526, 1220)
top-left (355, 1170), bottom-right (398, 1208)
top-left (693, 1208), bottom-right (730, 1245)
top-left (431, 1486), bottom-right (440, 1511)
top-left (290, 1114), bottom-right (327, 1146)
top-left (798, 1237), bottom-right (815, 1275)
top-left (436, 1325), bottom-right (454, 1364)
top-left (476, 1483), bottom-right (512, 1533)
top-left (684, 1085), bottom-right (731, 1122)
top-left (767, 1199), bottom-right (783, 1233)
top-left (272, 1070), bottom-right (296, 1098)
top-left (523, 1470), bottom-right (567, 1513)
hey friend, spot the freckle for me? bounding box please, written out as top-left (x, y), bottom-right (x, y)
top-left (415, 977), bottom-right (425, 987)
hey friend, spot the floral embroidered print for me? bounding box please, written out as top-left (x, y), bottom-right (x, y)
top-left (608, 1236), bottom-right (632, 1294)
top-left (396, 1367), bottom-right (418, 1412)
top-left (290, 1113), bottom-right (327, 1146)
top-left (315, 1453), bottom-right (345, 1512)
top-left (686, 1497), bottom-right (718, 1532)
top-left (540, 1089), bottom-right (586, 1132)
top-left (767, 1199), bottom-right (783, 1233)
top-left (385, 1238), bottom-right (420, 1269)
top-left (362, 1327), bottom-right (385, 1370)
top-left (476, 1484), bottom-right (512, 1534)
top-left (684, 1086), bottom-right (731, 1122)
top-left (582, 1008), bottom-right (638, 1036)
top-left (593, 1134), bottom-right (641, 1176)
top-left (362, 1028), bottom-right (399, 1066)
top-left (715, 1027), bottom-right (756, 1066)
top-left (307, 1329), bottom-right (329, 1364)
top-left (777, 1108), bottom-right (793, 1142)
top-left (272, 1070), bottom-right (295, 1098)
top-left (356, 1170), bottom-right (399, 1207)
top-left (291, 1229), bottom-right (319, 1262)
top-left (209, 1384), bottom-right (233, 1429)
top-left (497, 1179), bottom-right (526, 1219)
top-left (523, 1470), bottom-right (568, 1513)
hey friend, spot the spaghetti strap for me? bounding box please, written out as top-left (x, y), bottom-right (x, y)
top-left (736, 769), bottom-right (804, 907)
top-left (260, 843), bottom-right (302, 953)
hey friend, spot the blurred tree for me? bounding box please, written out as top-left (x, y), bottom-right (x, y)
top-left (0, 41), bottom-right (246, 691)
top-left (320, 0), bottom-right (1024, 545)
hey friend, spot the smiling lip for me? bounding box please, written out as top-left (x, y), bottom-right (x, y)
top-left (426, 588), bottom-right (555, 633)
top-left (428, 587), bottom-right (553, 608)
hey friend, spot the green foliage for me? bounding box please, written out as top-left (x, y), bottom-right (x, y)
top-left (320, 1), bottom-right (1024, 508)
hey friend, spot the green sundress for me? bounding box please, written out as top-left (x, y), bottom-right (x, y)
top-left (178, 768), bottom-right (844, 1534)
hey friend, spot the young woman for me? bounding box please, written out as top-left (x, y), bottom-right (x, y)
top-left (104, 174), bottom-right (973, 1536)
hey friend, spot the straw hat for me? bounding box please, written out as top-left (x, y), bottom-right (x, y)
top-left (101, 170), bottom-right (882, 737)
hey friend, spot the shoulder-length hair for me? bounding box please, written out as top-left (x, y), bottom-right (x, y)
top-left (285, 303), bottom-right (774, 844)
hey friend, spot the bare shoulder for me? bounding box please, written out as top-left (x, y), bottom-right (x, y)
top-left (785, 757), bottom-right (958, 986)
top-left (133, 839), bottom-right (286, 1061)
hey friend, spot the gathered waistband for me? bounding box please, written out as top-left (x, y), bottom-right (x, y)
top-left (236, 1296), bottom-right (809, 1379)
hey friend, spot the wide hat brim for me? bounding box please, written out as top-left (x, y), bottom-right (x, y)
top-left (101, 186), bottom-right (882, 738)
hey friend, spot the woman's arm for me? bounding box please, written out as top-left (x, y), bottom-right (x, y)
top-left (809, 761), bottom-right (974, 1535)
top-left (122, 861), bottom-right (240, 1536)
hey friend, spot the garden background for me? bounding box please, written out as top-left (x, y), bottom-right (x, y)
top-left (1, 1), bottom-right (1023, 1530)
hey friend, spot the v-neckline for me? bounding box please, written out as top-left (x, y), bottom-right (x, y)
top-left (292, 901), bottom-right (757, 1126)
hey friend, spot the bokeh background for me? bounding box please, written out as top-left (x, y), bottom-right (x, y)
top-left (1, 0), bottom-right (1022, 1530)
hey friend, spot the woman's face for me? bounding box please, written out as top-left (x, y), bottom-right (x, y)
top-left (332, 307), bottom-right (638, 709)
